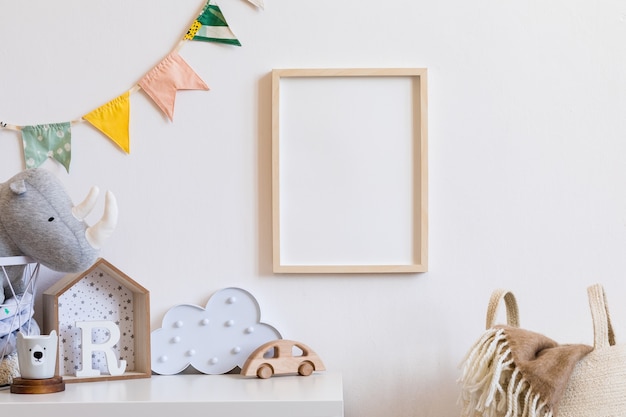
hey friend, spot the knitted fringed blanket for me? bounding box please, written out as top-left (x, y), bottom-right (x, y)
top-left (459, 325), bottom-right (592, 417)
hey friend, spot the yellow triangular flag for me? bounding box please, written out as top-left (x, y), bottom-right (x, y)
top-left (83, 91), bottom-right (131, 153)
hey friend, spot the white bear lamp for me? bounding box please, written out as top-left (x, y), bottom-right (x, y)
top-left (17, 331), bottom-right (57, 379)
top-left (12, 331), bottom-right (65, 393)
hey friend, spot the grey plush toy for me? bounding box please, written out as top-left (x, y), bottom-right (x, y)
top-left (0, 168), bottom-right (117, 303)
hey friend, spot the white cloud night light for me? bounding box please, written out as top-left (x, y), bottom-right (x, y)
top-left (151, 287), bottom-right (281, 375)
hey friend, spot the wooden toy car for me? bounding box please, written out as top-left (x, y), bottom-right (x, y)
top-left (240, 339), bottom-right (325, 379)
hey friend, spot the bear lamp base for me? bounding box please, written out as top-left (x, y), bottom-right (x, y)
top-left (10, 376), bottom-right (65, 394)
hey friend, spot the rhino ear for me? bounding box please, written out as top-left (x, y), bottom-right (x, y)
top-left (9, 179), bottom-right (26, 195)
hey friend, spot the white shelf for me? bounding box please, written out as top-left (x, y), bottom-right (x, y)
top-left (0, 372), bottom-right (344, 417)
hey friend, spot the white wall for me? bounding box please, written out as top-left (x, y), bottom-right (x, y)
top-left (2, 1), bottom-right (626, 416)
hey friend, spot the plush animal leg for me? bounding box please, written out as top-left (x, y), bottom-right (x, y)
top-left (0, 352), bottom-right (20, 386)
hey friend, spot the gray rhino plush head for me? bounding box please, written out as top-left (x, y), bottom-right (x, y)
top-left (0, 169), bottom-right (117, 302)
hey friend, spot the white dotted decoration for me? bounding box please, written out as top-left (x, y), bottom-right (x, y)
top-left (150, 287), bottom-right (282, 375)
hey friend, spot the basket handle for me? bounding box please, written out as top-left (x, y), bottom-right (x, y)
top-left (485, 289), bottom-right (520, 329)
top-left (588, 284), bottom-right (616, 349)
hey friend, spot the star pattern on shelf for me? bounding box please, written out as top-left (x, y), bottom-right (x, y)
top-left (58, 270), bottom-right (135, 376)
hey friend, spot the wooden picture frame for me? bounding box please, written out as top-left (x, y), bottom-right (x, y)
top-left (272, 68), bottom-right (428, 273)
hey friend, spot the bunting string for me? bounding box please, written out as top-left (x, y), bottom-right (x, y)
top-left (0, 0), bottom-right (260, 173)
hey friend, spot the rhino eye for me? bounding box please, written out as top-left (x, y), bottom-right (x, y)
top-left (48, 217), bottom-right (55, 222)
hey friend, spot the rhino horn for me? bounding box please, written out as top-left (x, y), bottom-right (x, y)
top-left (85, 191), bottom-right (118, 249)
top-left (72, 186), bottom-right (100, 221)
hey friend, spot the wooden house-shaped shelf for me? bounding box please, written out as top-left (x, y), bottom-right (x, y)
top-left (43, 258), bottom-right (150, 383)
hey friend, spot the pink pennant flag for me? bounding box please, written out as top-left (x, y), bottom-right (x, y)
top-left (138, 51), bottom-right (209, 121)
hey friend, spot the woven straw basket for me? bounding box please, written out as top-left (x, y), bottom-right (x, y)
top-left (558, 284), bottom-right (626, 416)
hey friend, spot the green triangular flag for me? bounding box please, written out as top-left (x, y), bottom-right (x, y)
top-left (21, 122), bottom-right (72, 173)
top-left (184, 0), bottom-right (241, 46)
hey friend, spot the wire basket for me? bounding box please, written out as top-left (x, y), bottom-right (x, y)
top-left (0, 256), bottom-right (41, 386)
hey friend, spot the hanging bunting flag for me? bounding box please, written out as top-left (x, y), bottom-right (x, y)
top-left (83, 91), bottom-right (131, 153)
top-left (246, 0), bottom-right (264, 9)
top-left (184, 0), bottom-right (241, 46)
top-left (22, 122), bottom-right (72, 173)
top-left (138, 51), bottom-right (209, 121)
top-left (4, 0), bottom-right (263, 171)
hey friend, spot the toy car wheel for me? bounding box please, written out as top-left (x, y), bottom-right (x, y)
top-left (298, 361), bottom-right (314, 376)
top-left (257, 364), bottom-right (274, 379)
